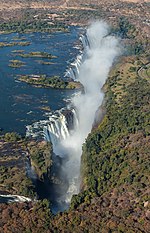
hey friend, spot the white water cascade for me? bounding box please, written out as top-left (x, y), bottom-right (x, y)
top-left (26, 21), bottom-right (120, 210)
top-left (43, 108), bottom-right (78, 152)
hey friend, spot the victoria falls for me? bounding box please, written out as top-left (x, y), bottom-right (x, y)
top-left (0, 20), bottom-right (120, 211)
top-left (0, 0), bottom-right (149, 232)
top-left (24, 21), bottom-right (120, 212)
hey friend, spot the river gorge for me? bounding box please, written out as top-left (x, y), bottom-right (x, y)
top-left (25, 21), bottom-right (120, 212)
top-left (0, 21), bottom-right (120, 213)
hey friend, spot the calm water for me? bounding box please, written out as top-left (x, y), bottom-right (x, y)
top-left (0, 27), bottom-right (80, 134)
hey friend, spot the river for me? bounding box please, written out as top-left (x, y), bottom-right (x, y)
top-left (0, 27), bottom-right (80, 134)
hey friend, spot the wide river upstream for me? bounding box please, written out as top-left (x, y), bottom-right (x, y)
top-left (0, 22), bottom-right (120, 213)
top-left (0, 27), bottom-right (80, 134)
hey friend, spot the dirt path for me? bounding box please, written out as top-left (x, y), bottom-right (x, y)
top-left (61, 0), bottom-right (70, 8)
top-left (138, 63), bottom-right (150, 82)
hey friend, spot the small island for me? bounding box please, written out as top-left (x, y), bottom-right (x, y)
top-left (9, 60), bottom-right (25, 68)
top-left (18, 51), bottom-right (57, 59)
top-left (0, 41), bottom-right (30, 48)
top-left (12, 50), bottom-right (25, 53)
top-left (36, 60), bottom-right (55, 65)
top-left (18, 74), bottom-right (82, 89)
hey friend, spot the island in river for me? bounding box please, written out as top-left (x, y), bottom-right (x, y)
top-left (0, 27), bottom-right (81, 134)
top-left (18, 74), bottom-right (82, 89)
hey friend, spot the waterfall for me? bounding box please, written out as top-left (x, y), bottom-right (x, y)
top-left (0, 194), bottom-right (32, 203)
top-left (64, 32), bottom-right (91, 81)
top-left (26, 108), bottom-right (78, 153)
top-left (43, 109), bottom-right (74, 153)
top-left (79, 34), bottom-right (90, 50)
top-left (64, 54), bottom-right (83, 80)
top-left (26, 21), bottom-right (120, 211)
top-left (51, 21), bottom-right (120, 207)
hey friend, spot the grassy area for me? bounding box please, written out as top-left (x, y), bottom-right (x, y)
top-left (106, 55), bottom-right (150, 104)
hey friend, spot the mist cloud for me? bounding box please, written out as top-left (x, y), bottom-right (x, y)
top-left (52, 21), bottom-right (120, 207)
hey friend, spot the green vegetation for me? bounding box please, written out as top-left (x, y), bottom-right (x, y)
top-left (0, 199), bottom-right (53, 232)
top-left (82, 77), bottom-right (149, 194)
top-left (66, 8), bottom-right (103, 23)
top-left (18, 74), bottom-right (82, 89)
top-left (0, 135), bottom-right (36, 198)
top-left (118, 16), bottom-right (136, 39)
top-left (0, 55), bottom-right (149, 231)
top-left (0, 136), bottom-right (53, 198)
top-left (14, 41), bottom-right (30, 46)
top-left (0, 163), bottom-right (36, 198)
top-left (0, 20), bottom-right (68, 34)
top-left (114, 17), bottom-right (146, 55)
top-left (47, 55), bottom-right (149, 232)
top-left (0, 41), bottom-right (30, 48)
top-left (80, 56), bottom-right (150, 195)
top-left (18, 51), bottom-right (57, 59)
top-left (0, 4), bottom-right (149, 231)
top-left (3, 132), bottom-right (21, 142)
top-left (27, 141), bottom-right (53, 180)
top-left (9, 60), bottom-right (25, 68)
